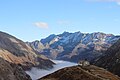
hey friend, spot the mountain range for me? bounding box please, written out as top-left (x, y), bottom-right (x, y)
top-left (0, 31), bottom-right (120, 80)
top-left (27, 31), bottom-right (120, 63)
top-left (39, 37), bottom-right (120, 79)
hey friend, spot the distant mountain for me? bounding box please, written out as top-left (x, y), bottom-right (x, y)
top-left (95, 39), bottom-right (120, 76)
top-left (28, 31), bottom-right (120, 62)
top-left (0, 31), bottom-right (54, 70)
top-left (0, 57), bottom-right (31, 80)
top-left (39, 65), bottom-right (120, 80)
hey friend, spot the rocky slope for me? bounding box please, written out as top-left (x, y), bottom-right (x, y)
top-left (39, 65), bottom-right (120, 80)
top-left (0, 57), bottom-right (31, 80)
top-left (27, 31), bottom-right (120, 62)
top-left (95, 39), bottom-right (120, 76)
top-left (0, 31), bottom-right (54, 70)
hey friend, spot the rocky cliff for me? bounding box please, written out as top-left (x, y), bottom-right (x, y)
top-left (0, 57), bottom-right (31, 80)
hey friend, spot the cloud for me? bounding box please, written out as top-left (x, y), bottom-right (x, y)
top-left (117, 1), bottom-right (120, 5)
top-left (33, 22), bottom-right (48, 29)
top-left (57, 20), bottom-right (70, 25)
top-left (26, 60), bottom-right (77, 80)
top-left (85, 0), bottom-right (120, 5)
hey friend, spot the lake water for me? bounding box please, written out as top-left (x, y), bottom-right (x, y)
top-left (26, 60), bottom-right (77, 80)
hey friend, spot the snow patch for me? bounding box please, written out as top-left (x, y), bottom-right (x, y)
top-left (54, 38), bottom-right (59, 42)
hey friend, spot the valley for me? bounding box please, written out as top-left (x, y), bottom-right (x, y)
top-left (26, 60), bottom-right (77, 80)
top-left (1, 1), bottom-right (120, 80)
top-left (0, 31), bottom-right (120, 80)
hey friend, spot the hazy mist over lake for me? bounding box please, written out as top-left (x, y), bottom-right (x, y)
top-left (26, 60), bottom-right (77, 80)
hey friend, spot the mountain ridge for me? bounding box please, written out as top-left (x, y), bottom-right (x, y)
top-left (0, 31), bottom-right (55, 70)
top-left (39, 65), bottom-right (120, 80)
top-left (95, 39), bottom-right (120, 76)
top-left (27, 31), bottom-right (120, 63)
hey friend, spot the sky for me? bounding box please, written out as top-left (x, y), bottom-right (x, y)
top-left (0, 0), bottom-right (120, 41)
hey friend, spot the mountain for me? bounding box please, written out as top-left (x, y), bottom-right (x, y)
top-left (27, 31), bottom-right (120, 62)
top-left (0, 31), bottom-right (54, 70)
top-left (39, 65), bottom-right (120, 80)
top-left (95, 39), bottom-right (120, 76)
top-left (0, 57), bottom-right (31, 80)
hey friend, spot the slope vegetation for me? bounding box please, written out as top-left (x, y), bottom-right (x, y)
top-left (95, 39), bottom-right (120, 76)
top-left (0, 31), bottom-right (54, 70)
top-left (39, 65), bottom-right (120, 80)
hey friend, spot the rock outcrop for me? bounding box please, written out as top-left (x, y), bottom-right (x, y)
top-left (0, 57), bottom-right (31, 80)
